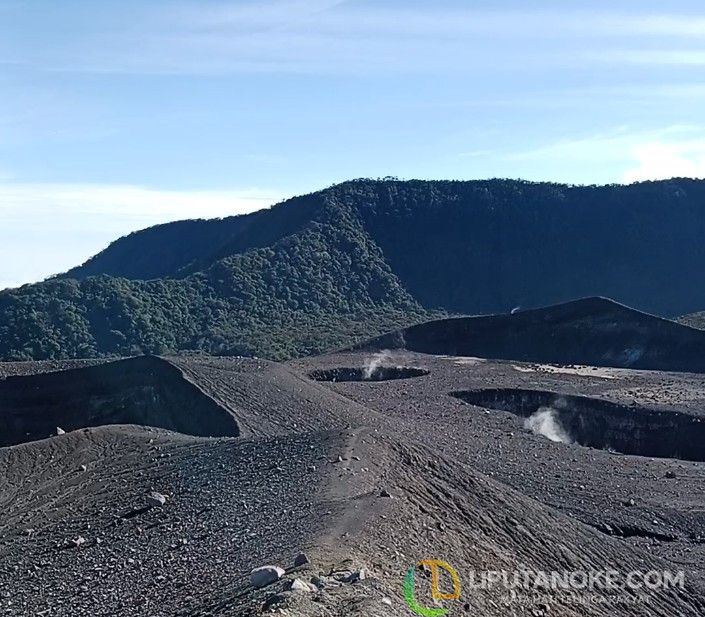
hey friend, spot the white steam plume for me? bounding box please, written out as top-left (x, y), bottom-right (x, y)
top-left (363, 350), bottom-right (391, 380)
top-left (524, 407), bottom-right (573, 444)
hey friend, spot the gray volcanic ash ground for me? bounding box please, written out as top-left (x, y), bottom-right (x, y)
top-left (2, 301), bottom-right (705, 616)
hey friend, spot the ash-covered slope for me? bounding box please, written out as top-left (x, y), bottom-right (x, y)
top-left (359, 296), bottom-right (705, 372)
top-left (3, 423), bottom-right (704, 616)
top-left (0, 425), bottom-right (347, 617)
top-left (0, 356), bottom-right (240, 446)
top-left (3, 354), bottom-right (705, 615)
top-left (677, 309), bottom-right (705, 331)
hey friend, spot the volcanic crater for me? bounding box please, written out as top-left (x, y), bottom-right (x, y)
top-left (452, 388), bottom-right (705, 462)
top-left (0, 355), bottom-right (241, 446)
top-left (308, 366), bottom-right (429, 382)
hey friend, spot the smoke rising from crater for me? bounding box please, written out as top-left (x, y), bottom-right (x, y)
top-left (525, 406), bottom-right (573, 444)
top-left (363, 350), bottom-right (391, 380)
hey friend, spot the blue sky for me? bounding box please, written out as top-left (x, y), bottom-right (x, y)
top-left (2, 0), bottom-right (705, 288)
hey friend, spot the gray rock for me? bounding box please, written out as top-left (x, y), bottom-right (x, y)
top-left (56, 427), bottom-right (66, 436)
top-left (294, 552), bottom-right (310, 567)
top-left (311, 575), bottom-right (328, 589)
top-left (287, 578), bottom-right (317, 593)
top-left (250, 565), bottom-right (285, 588)
top-left (67, 536), bottom-right (86, 549)
top-left (146, 492), bottom-right (168, 508)
top-left (263, 592), bottom-right (291, 610)
top-left (346, 568), bottom-right (368, 583)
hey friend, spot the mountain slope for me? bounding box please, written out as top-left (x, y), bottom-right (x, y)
top-left (62, 178), bottom-right (705, 316)
top-left (61, 191), bottom-right (325, 281)
top-left (3, 177), bottom-right (705, 361)
top-left (677, 310), bottom-right (705, 331)
top-left (0, 202), bottom-right (427, 360)
top-left (358, 296), bottom-right (705, 372)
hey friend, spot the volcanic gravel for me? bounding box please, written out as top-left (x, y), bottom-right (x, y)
top-left (0, 426), bottom-right (337, 616)
top-left (2, 346), bottom-right (705, 616)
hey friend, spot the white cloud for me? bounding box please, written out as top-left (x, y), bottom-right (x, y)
top-left (0, 183), bottom-right (283, 289)
top-left (500, 125), bottom-right (705, 184)
top-left (624, 142), bottom-right (705, 183)
top-left (589, 50), bottom-right (705, 66)
top-left (0, 183), bottom-right (280, 222)
top-left (7, 3), bottom-right (705, 76)
top-left (597, 14), bottom-right (705, 37)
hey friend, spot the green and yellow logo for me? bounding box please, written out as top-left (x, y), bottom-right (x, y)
top-left (403, 559), bottom-right (461, 616)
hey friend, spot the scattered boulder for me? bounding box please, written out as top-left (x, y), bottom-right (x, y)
top-left (250, 565), bottom-right (285, 589)
top-left (294, 552), bottom-right (310, 567)
top-left (146, 492), bottom-right (168, 508)
top-left (665, 470), bottom-right (677, 479)
top-left (345, 568), bottom-right (368, 583)
top-left (311, 575), bottom-right (331, 589)
top-left (56, 427), bottom-right (66, 436)
top-left (66, 536), bottom-right (87, 549)
top-left (286, 579), bottom-right (317, 593)
top-left (380, 489), bottom-right (393, 498)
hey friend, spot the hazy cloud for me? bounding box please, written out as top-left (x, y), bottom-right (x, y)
top-left (502, 125), bottom-right (705, 184)
top-left (0, 182), bottom-right (281, 289)
top-left (4, 3), bottom-right (705, 76)
top-left (624, 141), bottom-right (705, 182)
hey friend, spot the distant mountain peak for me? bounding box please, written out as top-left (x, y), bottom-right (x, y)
top-left (3, 178), bottom-right (705, 361)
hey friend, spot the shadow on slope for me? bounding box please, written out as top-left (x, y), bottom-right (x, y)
top-left (0, 356), bottom-right (240, 446)
top-left (357, 297), bottom-right (705, 372)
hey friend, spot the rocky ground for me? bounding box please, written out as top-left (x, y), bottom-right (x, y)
top-left (2, 328), bottom-right (705, 615)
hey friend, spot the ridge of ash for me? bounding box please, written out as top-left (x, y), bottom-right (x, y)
top-left (356, 296), bottom-right (705, 372)
top-left (452, 388), bottom-right (705, 462)
top-left (0, 356), bottom-right (240, 446)
top-left (309, 366), bottom-right (429, 383)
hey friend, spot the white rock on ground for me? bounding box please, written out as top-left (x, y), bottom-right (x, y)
top-left (251, 566), bottom-right (286, 589)
top-left (346, 568), bottom-right (368, 583)
top-left (146, 492), bottom-right (168, 507)
top-left (288, 579), bottom-right (317, 593)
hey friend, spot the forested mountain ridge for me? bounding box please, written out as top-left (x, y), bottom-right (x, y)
top-left (3, 178), bottom-right (705, 361)
top-left (61, 190), bottom-right (326, 281)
